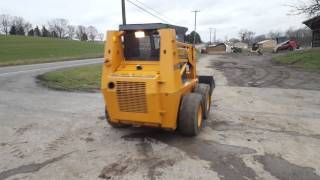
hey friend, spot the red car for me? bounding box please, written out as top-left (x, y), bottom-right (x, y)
top-left (274, 40), bottom-right (299, 53)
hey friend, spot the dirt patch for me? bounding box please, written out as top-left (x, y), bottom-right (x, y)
top-left (208, 54), bottom-right (320, 90)
top-left (255, 154), bottom-right (320, 180)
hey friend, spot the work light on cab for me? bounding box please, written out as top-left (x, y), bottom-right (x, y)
top-left (135, 31), bottom-right (145, 38)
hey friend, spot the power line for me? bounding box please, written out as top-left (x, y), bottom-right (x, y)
top-left (132, 0), bottom-right (176, 24)
top-left (126, 0), bottom-right (170, 24)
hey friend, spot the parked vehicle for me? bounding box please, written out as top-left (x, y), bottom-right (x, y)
top-left (250, 43), bottom-right (263, 55)
top-left (274, 40), bottom-right (299, 53)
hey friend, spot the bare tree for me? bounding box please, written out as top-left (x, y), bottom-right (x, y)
top-left (267, 31), bottom-right (282, 39)
top-left (229, 38), bottom-right (240, 44)
top-left (238, 29), bottom-right (255, 44)
top-left (289, 0), bottom-right (320, 16)
top-left (76, 25), bottom-right (88, 41)
top-left (97, 33), bottom-right (104, 41)
top-left (87, 26), bottom-right (98, 41)
top-left (24, 22), bottom-right (33, 35)
top-left (48, 18), bottom-right (69, 38)
top-left (12, 16), bottom-right (26, 35)
top-left (67, 25), bottom-right (75, 39)
top-left (11, 16), bottom-right (25, 28)
top-left (239, 29), bottom-right (247, 42)
top-left (254, 35), bottom-right (266, 43)
top-left (0, 14), bottom-right (11, 35)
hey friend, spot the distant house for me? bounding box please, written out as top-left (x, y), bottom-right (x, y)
top-left (257, 39), bottom-right (277, 52)
top-left (303, 16), bottom-right (320, 47)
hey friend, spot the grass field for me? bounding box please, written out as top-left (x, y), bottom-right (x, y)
top-left (37, 64), bottom-right (102, 92)
top-left (273, 48), bottom-right (320, 70)
top-left (0, 35), bottom-right (104, 66)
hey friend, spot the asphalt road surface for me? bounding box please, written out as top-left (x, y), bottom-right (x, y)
top-left (1, 55), bottom-right (320, 180)
top-left (0, 59), bottom-right (104, 78)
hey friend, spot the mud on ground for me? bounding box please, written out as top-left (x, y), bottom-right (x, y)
top-left (207, 54), bottom-right (320, 90)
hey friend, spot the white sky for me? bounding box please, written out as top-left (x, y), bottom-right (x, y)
top-left (0, 0), bottom-right (310, 41)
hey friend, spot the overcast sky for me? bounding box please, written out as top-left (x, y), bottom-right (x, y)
top-left (0, 0), bottom-right (310, 41)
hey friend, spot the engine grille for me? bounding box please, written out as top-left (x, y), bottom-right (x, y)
top-left (116, 81), bottom-right (148, 113)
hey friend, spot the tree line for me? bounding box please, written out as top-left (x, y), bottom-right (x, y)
top-left (0, 14), bottom-right (104, 41)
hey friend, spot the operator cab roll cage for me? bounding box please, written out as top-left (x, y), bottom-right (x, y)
top-left (118, 23), bottom-right (194, 83)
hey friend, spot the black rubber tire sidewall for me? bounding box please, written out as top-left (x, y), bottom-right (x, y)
top-left (194, 84), bottom-right (211, 119)
top-left (178, 93), bottom-right (203, 136)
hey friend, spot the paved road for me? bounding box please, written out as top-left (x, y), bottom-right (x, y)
top-left (1, 56), bottom-right (320, 180)
top-left (0, 58), bottom-right (104, 78)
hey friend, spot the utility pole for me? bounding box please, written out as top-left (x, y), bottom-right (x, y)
top-left (214, 28), bottom-right (216, 43)
top-left (209, 28), bottom-right (214, 44)
top-left (209, 28), bottom-right (216, 44)
top-left (192, 10), bottom-right (200, 46)
top-left (122, 0), bottom-right (127, 25)
top-left (209, 28), bottom-right (212, 45)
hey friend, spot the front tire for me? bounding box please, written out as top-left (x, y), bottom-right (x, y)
top-left (178, 93), bottom-right (203, 136)
top-left (194, 84), bottom-right (211, 119)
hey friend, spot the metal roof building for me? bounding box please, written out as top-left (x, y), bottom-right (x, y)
top-left (303, 16), bottom-right (320, 47)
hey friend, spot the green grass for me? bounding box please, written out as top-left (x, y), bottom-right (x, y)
top-left (273, 48), bottom-right (320, 70)
top-left (37, 64), bottom-right (102, 92)
top-left (0, 35), bottom-right (104, 66)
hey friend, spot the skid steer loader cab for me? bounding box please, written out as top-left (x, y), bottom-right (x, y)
top-left (101, 23), bottom-right (215, 136)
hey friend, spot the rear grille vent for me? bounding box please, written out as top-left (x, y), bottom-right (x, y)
top-left (116, 81), bottom-right (148, 113)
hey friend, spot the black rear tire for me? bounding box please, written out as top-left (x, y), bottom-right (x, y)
top-left (178, 93), bottom-right (203, 136)
top-left (105, 110), bottom-right (129, 128)
top-left (198, 76), bottom-right (215, 95)
top-left (194, 84), bottom-right (211, 119)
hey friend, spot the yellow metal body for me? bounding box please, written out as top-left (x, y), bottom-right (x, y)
top-left (101, 29), bottom-right (197, 130)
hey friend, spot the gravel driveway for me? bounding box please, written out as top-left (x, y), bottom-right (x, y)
top-left (0, 55), bottom-right (320, 180)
